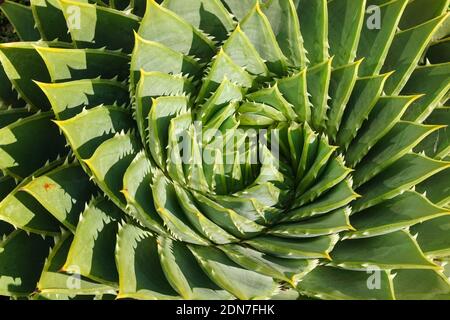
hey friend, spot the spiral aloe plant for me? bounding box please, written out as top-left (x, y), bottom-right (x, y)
top-left (0, 0), bottom-right (449, 300)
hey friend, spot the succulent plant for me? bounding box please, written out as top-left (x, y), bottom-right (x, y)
top-left (0, 0), bottom-right (449, 300)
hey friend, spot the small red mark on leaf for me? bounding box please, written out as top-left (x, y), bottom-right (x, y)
top-left (43, 183), bottom-right (55, 191)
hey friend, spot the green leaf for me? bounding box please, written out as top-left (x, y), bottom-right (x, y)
top-left (186, 123), bottom-right (222, 193)
top-left (0, 43), bottom-right (52, 110)
top-left (135, 71), bottom-right (194, 147)
top-left (292, 121), bottom-right (316, 177)
top-left (270, 207), bottom-right (353, 238)
top-left (244, 234), bottom-right (339, 260)
top-left (36, 47), bottom-right (130, 82)
top-left (37, 231), bottom-right (116, 297)
top-left (64, 197), bottom-right (121, 285)
top-left (246, 84), bottom-right (297, 121)
top-left (0, 160), bottom-right (64, 235)
top-left (147, 96), bottom-right (188, 169)
top-left (329, 230), bottom-right (439, 270)
top-left (382, 14), bottom-right (447, 95)
top-left (336, 72), bottom-right (392, 149)
top-left (293, 0), bottom-right (328, 65)
top-left (295, 156), bottom-right (352, 207)
top-left (0, 107), bottom-right (34, 128)
top-left (326, 60), bottom-right (360, 140)
top-left (0, 62), bottom-right (25, 108)
top-left (222, 25), bottom-right (269, 77)
top-left (211, 184), bottom-right (281, 224)
top-left (173, 183), bottom-right (238, 245)
top-left (239, 111), bottom-right (276, 126)
top-left (416, 168), bottom-right (450, 207)
top-left (284, 122), bottom-right (303, 172)
top-left (296, 135), bottom-right (337, 195)
top-left (199, 79), bottom-right (242, 124)
top-left (353, 121), bottom-right (441, 187)
top-left (131, 33), bottom-right (202, 88)
top-left (32, 293), bottom-right (98, 300)
top-left (166, 113), bottom-right (191, 185)
top-left (286, 179), bottom-right (359, 222)
top-left (443, 259), bottom-right (450, 279)
top-left (415, 107), bottom-right (450, 160)
top-left (116, 224), bottom-right (180, 300)
top-left (357, 0), bottom-right (408, 76)
top-left (0, 0), bottom-right (40, 41)
top-left (122, 151), bottom-right (167, 235)
top-left (239, 102), bottom-right (285, 125)
top-left (84, 132), bottom-right (141, 208)
top-left (399, 0), bottom-right (449, 30)
top-left (0, 191), bottom-right (61, 236)
top-left (345, 95), bottom-right (420, 167)
top-left (402, 63), bottom-right (450, 122)
top-left (158, 238), bottom-right (233, 300)
top-left (220, 0), bottom-right (256, 21)
top-left (352, 153), bottom-right (450, 212)
top-left (38, 79), bottom-right (130, 120)
top-left (138, 0), bottom-right (215, 61)
top-left (197, 49), bottom-right (254, 104)
top-left (297, 266), bottom-right (395, 300)
top-left (221, 244), bottom-right (317, 285)
top-left (347, 191), bottom-right (450, 239)
top-left (262, 0), bottom-right (307, 68)
top-left (151, 170), bottom-right (209, 245)
top-left (328, 0), bottom-right (366, 67)
top-left (192, 190), bottom-right (266, 238)
top-left (393, 269), bottom-right (450, 300)
top-left (0, 112), bottom-right (67, 179)
top-left (162, 0), bottom-right (235, 41)
top-left (427, 37), bottom-right (450, 64)
top-left (21, 163), bottom-right (96, 232)
top-left (431, 14), bottom-right (450, 43)
top-left (30, 0), bottom-right (70, 41)
top-left (59, 0), bottom-right (140, 53)
top-left (188, 244), bottom-right (278, 300)
top-left (306, 58), bottom-right (332, 131)
top-left (55, 105), bottom-right (134, 160)
top-left (276, 70), bottom-right (310, 122)
top-left (0, 230), bottom-right (53, 296)
top-left (412, 215), bottom-right (450, 258)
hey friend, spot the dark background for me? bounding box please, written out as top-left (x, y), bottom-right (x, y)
top-left (0, 0), bottom-right (29, 42)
